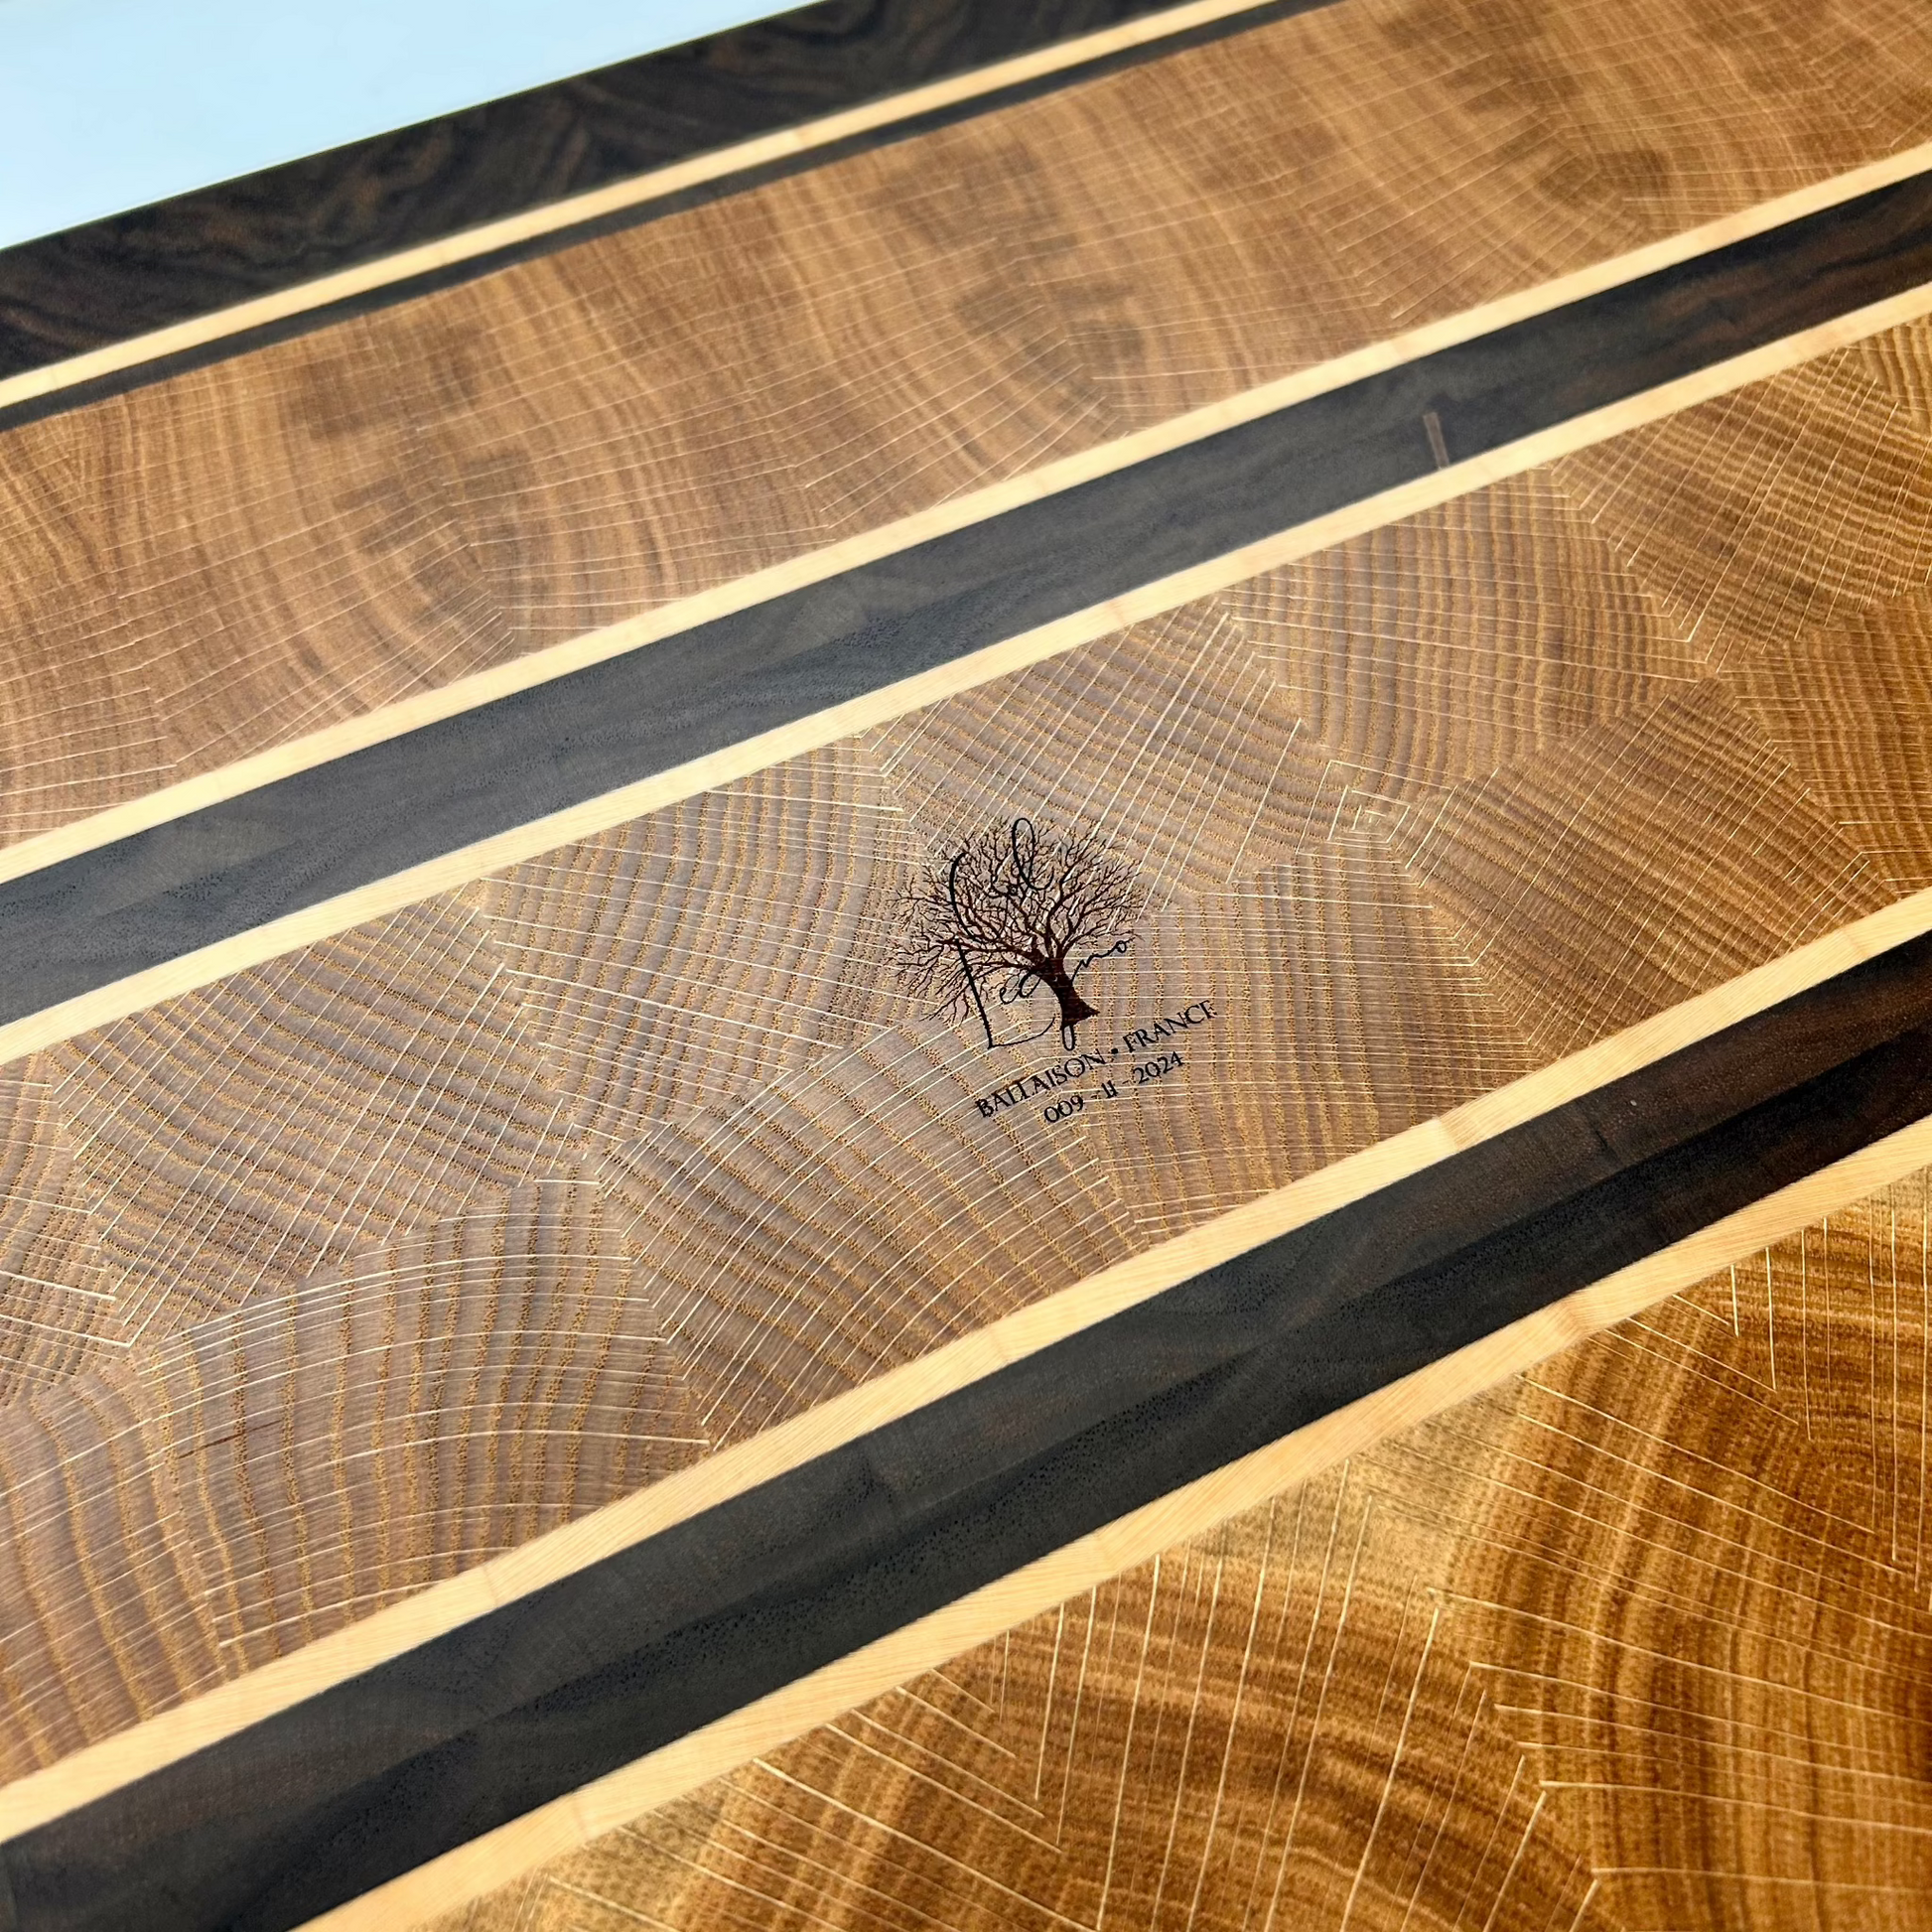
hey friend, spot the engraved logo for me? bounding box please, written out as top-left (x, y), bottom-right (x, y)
top-left (898, 815), bottom-right (1147, 1051)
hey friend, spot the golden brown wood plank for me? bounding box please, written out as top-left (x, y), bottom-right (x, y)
top-left (1733, 593), bottom-right (1932, 897)
top-left (1066, 844), bottom-right (1537, 1238)
top-left (464, 746), bottom-right (920, 1142)
top-left (0, 325), bottom-right (518, 847)
top-left (0, 0), bottom-right (1310, 403)
top-left (1378, 684), bottom-right (1888, 1057)
top-left (5, 0), bottom-right (1932, 853)
top-left (0, 1179), bottom-right (713, 1781)
top-left (3, 314), bottom-right (1932, 1814)
top-left (11, 269), bottom-right (1931, 1069)
top-left (1546, 346), bottom-right (1932, 666)
top-left (417, 1157), bottom-right (1932, 1932)
top-left (1225, 467), bottom-right (1709, 783)
top-left (15, 1046), bottom-right (1932, 1877)
top-left (609, 1024), bottom-right (1141, 1446)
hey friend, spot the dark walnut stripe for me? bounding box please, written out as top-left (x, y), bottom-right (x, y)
top-left (0, 0), bottom-right (1325, 396)
top-left (5, 168), bottom-right (1932, 1028)
top-left (12, 925), bottom-right (1932, 1932)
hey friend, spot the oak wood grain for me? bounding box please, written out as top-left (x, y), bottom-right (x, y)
top-left (4, 0), bottom-right (1932, 859)
top-left (0, 336), bottom-right (1916, 1808)
top-left (418, 1154), bottom-right (1932, 1932)
top-left (0, 0), bottom-right (1308, 386)
top-left (3, 297), bottom-right (1932, 1874)
top-left (15, 932), bottom-right (1932, 1928)
top-left (10, 212), bottom-right (1932, 1052)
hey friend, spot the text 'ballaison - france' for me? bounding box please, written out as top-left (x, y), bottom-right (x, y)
top-left (973, 1000), bottom-right (1213, 1117)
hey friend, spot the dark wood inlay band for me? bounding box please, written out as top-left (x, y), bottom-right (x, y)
top-left (11, 919), bottom-right (1932, 1931)
top-left (3, 169), bottom-right (1932, 1034)
top-left (0, 0), bottom-right (1323, 412)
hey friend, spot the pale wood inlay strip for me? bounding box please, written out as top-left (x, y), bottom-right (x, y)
top-left (3, 276), bottom-right (1930, 1074)
top-left (4, 147), bottom-right (1932, 896)
top-left (290, 1104), bottom-right (1932, 1931)
top-left (5, 862), bottom-right (1932, 1842)
top-left (8, 23), bottom-right (1928, 435)
top-left (0, 0), bottom-right (1291, 419)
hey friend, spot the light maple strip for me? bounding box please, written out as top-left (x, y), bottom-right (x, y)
top-left (0, 0), bottom-right (1290, 419)
top-left (5, 147), bottom-right (1932, 892)
top-left (5, 863), bottom-right (1932, 1843)
top-left (289, 1106), bottom-right (1932, 1931)
top-left (403, 1179), bottom-right (1932, 1932)
top-left (4, 276), bottom-right (1932, 1074)
top-left (8, 27), bottom-right (1928, 433)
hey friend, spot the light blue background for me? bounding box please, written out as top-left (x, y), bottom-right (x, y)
top-left (0, 0), bottom-right (792, 249)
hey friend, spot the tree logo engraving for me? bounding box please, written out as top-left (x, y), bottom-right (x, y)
top-left (899, 817), bottom-right (1147, 1051)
